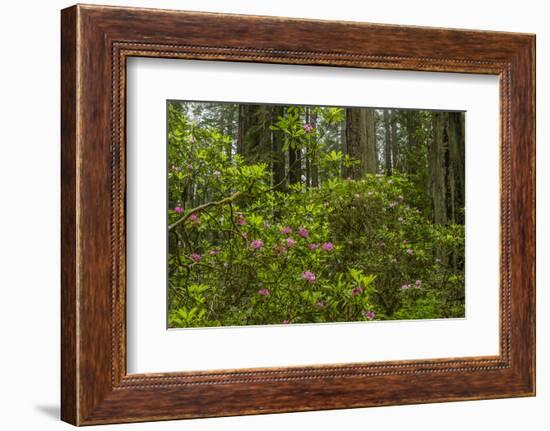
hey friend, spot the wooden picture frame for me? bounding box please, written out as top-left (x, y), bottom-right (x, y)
top-left (61, 4), bottom-right (535, 425)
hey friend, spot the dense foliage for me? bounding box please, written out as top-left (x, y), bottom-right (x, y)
top-left (167, 102), bottom-right (465, 327)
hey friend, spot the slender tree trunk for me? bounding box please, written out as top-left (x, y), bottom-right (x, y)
top-left (429, 112), bottom-right (448, 226)
top-left (305, 107), bottom-right (311, 186)
top-left (391, 110), bottom-right (399, 172)
top-left (237, 104), bottom-right (247, 156)
top-left (405, 110), bottom-right (419, 174)
top-left (383, 109), bottom-right (393, 175)
top-left (288, 145), bottom-right (302, 185)
top-left (340, 116), bottom-right (347, 177)
top-left (271, 105), bottom-right (286, 191)
top-left (311, 111), bottom-right (319, 187)
top-left (365, 109), bottom-right (377, 174)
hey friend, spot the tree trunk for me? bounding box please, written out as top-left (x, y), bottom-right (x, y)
top-left (310, 111), bottom-right (319, 187)
top-left (340, 116), bottom-right (347, 177)
top-left (288, 145), bottom-right (302, 185)
top-left (345, 108), bottom-right (367, 179)
top-left (305, 107), bottom-right (311, 187)
top-left (345, 108), bottom-right (377, 178)
top-left (271, 106), bottom-right (286, 190)
top-left (447, 112), bottom-right (465, 224)
top-left (237, 104), bottom-right (270, 163)
top-left (429, 112), bottom-right (448, 226)
top-left (405, 110), bottom-right (419, 174)
top-left (365, 109), bottom-right (377, 174)
top-left (390, 110), bottom-right (399, 172)
top-left (383, 109), bottom-right (392, 175)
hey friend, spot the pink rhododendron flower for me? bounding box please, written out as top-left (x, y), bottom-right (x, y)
top-left (363, 310), bottom-right (376, 320)
top-left (301, 271), bottom-right (316, 283)
top-left (401, 284), bottom-right (411, 290)
top-left (415, 279), bottom-right (422, 288)
top-left (190, 253), bottom-right (201, 263)
top-left (188, 213), bottom-right (198, 222)
top-left (281, 226), bottom-right (292, 235)
top-left (351, 286), bottom-right (364, 296)
top-left (210, 248), bottom-right (220, 256)
top-left (236, 213), bottom-right (246, 225)
top-left (322, 242), bottom-right (334, 252)
top-left (174, 206), bottom-right (183, 214)
top-left (298, 227), bottom-right (309, 238)
top-left (309, 243), bottom-right (319, 251)
top-left (257, 288), bottom-right (270, 296)
top-left (303, 123), bottom-right (314, 133)
top-left (285, 237), bottom-right (296, 247)
top-left (406, 249), bottom-right (414, 255)
top-left (315, 300), bottom-right (325, 309)
top-left (250, 239), bottom-right (264, 250)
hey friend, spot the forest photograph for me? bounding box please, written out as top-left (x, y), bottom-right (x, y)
top-left (167, 100), bottom-right (465, 328)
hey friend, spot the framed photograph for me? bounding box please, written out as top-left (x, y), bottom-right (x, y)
top-left (61, 4), bottom-right (535, 425)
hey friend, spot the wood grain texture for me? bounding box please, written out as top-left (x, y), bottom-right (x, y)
top-left (60, 4), bottom-right (536, 425)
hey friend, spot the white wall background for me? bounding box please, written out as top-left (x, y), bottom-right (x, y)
top-left (0, 0), bottom-right (546, 429)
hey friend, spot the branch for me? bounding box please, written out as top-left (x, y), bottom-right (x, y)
top-left (168, 191), bottom-right (243, 231)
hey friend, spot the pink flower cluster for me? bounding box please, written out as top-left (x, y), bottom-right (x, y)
top-left (250, 239), bottom-right (264, 250)
top-left (188, 213), bottom-right (200, 226)
top-left (236, 212), bottom-right (246, 226)
top-left (285, 238), bottom-right (296, 247)
top-left (351, 286), bottom-right (364, 296)
top-left (189, 253), bottom-right (201, 263)
top-left (301, 271), bottom-right (316, 284)
top-left (257, 288), bottom-right (270, 296)
top-left (281, 226), bottom-right (292, 235)
top-left (303, 123), bottom-right (314, 133)
top-left (298, 227), bottom-right (309, 238)
top-left (363, 310), bottom-right (376, 320)
top-left (322, 242), bottom-right (334, 252)
top-left (174, 206), bottom-right (183, 214)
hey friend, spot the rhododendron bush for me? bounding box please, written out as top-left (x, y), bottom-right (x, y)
top-left (167, 101), bottom-right (465, 327)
